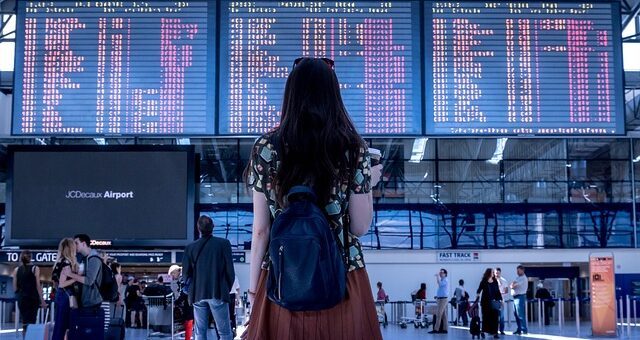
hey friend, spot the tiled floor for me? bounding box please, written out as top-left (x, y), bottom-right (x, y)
top-left (1, 322), bottom-right (637, 339)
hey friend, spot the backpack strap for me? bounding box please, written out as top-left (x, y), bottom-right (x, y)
top-left (287, 186), bottom-right (317, 202)
top-left (188, 235), bottom-right (212, 294)
top-left (193, 235), bottom-right (212, 266)
top-left (87, 255), bottom-right (103, 288)
top-left (270, 132), bottom-right (352, 271)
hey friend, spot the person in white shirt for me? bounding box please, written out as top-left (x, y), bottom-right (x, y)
top-left (495, 268), bottom-right (510, 335)
top-left (453, 279), bottom-right (469, 326)
top-left (510, 265), bottom-right (528, 335)
top-left (429, 268), bottom-right (450, 334)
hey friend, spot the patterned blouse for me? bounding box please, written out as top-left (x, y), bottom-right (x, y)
top-left (246, 133), bottom-right (372, 271)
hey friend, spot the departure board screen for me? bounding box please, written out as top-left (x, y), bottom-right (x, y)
top-left (13, 1), bottom-right (215, 135)
top-left (426, 1), bottom-right (624, 135)
top-left (219, 1), bottom-right (422, 135)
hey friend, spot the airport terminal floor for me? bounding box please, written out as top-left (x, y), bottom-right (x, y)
top-left (0, 322), bottom-right (639, 339)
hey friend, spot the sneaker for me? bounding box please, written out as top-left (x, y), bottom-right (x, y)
top-left (427, 330), bottom-right (440, 334)
top-left (500, 331), bottom-right (506, 335)
top-left (513, 331), bottom-right (522, 335)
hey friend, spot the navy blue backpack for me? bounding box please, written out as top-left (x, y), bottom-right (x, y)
top-left (266, 185), bottom-right (347, 311)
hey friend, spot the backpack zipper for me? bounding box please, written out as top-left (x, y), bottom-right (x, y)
top-left (278, 245), bottom-right (284, 300)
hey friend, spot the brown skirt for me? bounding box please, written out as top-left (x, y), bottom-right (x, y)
top-left (243, 268), bottom-right (383, 340)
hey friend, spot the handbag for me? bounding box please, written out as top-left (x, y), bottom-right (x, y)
top-left (491, 300), bottom-right (502, 311)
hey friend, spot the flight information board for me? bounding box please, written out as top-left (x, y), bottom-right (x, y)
top-left (219, 1), bottom-right (422, 135)
top-left (426, 1), bottom-right (624, 135)
top-left (13, 1), bottom-right (215, 135)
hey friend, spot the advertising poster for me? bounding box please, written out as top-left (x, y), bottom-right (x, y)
top-left (589, 254), bottom-right (617, 337)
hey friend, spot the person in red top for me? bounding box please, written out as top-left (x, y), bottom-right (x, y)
top-left (376, 282), bottom-right (388, 302)
top-left (416, 283), bottom-right (427, 300)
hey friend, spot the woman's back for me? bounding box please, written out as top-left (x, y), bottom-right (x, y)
top-left (16, 264), bottom-right (38, 299)
top-left (248, 132), bottom-right (370, 270)
top-left (243, 58), bottom-right (382, 340)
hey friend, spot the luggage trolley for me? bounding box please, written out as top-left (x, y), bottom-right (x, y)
top-left (143, 294), bottom-right (176, 339)
top-left (400, 299), bottom-right (430, 329)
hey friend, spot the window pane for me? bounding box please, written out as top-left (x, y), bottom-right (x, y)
top-left (504, 139), bottom-right (565, 160)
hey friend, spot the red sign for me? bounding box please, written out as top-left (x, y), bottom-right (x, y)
top-left (589, 254), bottom-right (617, 337)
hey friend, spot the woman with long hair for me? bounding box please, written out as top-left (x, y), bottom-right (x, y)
top-left (476, 268), bottom-right (503, 339)
top-left (51, 238), bottom-right (79, 340)
top-left (243, 57), bottom-right (383, 339)
top-left (12, 250), bottom-right (47, 337)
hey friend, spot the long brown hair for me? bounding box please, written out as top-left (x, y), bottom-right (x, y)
top-left (54, 238), bottom-right (78, 272)
top-left (482, 268), bottom-right (494, 282)
top-left (245, 58), bottom-right (364, 207)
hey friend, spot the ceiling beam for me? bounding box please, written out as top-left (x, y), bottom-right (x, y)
top-left (623, 1), bottom-right (640, 31)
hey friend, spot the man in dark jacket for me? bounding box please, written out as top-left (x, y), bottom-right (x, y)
top-left (535, 282), bottom-right (554, 325)
top-left (182, 216), bottom-right (235, 340)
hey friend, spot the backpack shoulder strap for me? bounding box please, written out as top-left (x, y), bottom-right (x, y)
top-left (189, 236), bottom-right (212, 290)
top-left (87, 255), bottom-right (103, 288)
top-left (193, 236), bottom-right (212, 266)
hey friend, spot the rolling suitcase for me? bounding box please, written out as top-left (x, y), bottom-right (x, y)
top-left (106, 305), bottom-right (125, 340)
top-left (25, 307), bottom-right (52, 340)
top-left (69, 307), bottom-right (105, 340)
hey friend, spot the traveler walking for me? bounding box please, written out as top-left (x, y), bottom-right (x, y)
top-left (13, 250), bottom-right (47, 337)
top-left (495, 268), bottom-right (510, 335)
top-left (242, 57), bottom-right (383, 340)
top-left (476, 268), bottom-right (503, 339)
top-left (453, 279), bottom-right (469, 326)
top-left (182, 215), bottom-right (235, 340)
top-left (429, 268), bottom-right (450, 334)
top-left (51, 238), bottom-right (80, 340)
top-left (511, 265), bottom-right (529, 335)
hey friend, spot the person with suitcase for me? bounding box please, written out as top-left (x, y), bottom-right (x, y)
top-left (66, 234), bottom-right (105, 340)
top-left (468, 301), bottom-right (482, 339)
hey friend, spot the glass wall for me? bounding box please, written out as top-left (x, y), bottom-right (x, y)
top-left (0, 137), bottom-right (637, 249)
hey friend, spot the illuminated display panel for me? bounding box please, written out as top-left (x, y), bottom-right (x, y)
top-left (426, 1), bottom-right (624, 135)
top-left (13, 0), bottom-right (215, 135)
top-left (219, 1), bottom-right (423, 135)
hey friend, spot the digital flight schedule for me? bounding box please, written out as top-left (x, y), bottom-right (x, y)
top-left (427, 1), bottom-right (624, 135)
top-left (219, 1), bottom-right (423, 135)
top-left (11, 1), bottom-right (624, 136)
top-left (13, 0), bottom-right (215, 135)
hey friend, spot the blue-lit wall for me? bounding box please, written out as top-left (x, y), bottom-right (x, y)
top-left (188, 137), bottom-right (640, 250)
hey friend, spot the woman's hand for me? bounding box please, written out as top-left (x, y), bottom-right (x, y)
top-left (248, 290), bottom-right (256, 305)
top-left (371, 164), bottom-right (383, 187)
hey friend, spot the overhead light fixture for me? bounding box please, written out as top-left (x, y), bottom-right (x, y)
top-left (409, 138), bottom-right (428, 163)
top-left (93, 138), bottom-right (106, 145)
top-left (487, 138), bottom-right (508, 165)
top-left (177, 138), bottom-right (190, 145)
top-left (633, 155), bottom-right (640, 163)
top-left (35, 138), bottom-right (47, 145)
